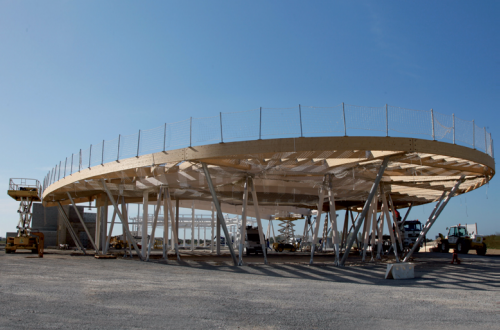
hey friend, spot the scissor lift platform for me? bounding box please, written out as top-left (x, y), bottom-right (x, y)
top-left (6, 178), bottom-right (44, 257)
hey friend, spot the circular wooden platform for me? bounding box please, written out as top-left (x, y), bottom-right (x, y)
top-left (42, 136), bottom-right (495, 216)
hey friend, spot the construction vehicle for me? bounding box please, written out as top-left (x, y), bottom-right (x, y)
top-left (245, 226), bottom-right (264, 255)
top-left (376, 220), bottom-right (424, 253)
top-left (273, 241), bottom-right (298, 252)
top-left (400, 220), bottom-right (424, 252)
top-left (437, 223), bottom-right (487, 255)
top-left (272, 214), bottom-right (302, 253)
top-left (5, 178), bottom-right (44, 257)
top-left (109, 235), bottom-right (128, 249)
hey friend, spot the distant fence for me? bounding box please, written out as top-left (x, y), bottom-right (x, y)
top-left (43, 103), bottom-right (494, 194)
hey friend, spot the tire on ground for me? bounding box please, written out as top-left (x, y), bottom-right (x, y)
top-left (441, 241), bottom-right (449, 253)
top-left (457, 239), bottom-right (470, 254)
top-left (477, 243), bottom-right (487, 256)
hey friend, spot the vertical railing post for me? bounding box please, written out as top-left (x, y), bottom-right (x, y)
top-left (70, 154), bottom-right (73, 175)
top-left (259, 107), bottom-right (262, 140)
top-left (64, 157), bottom-right (67, 178)
top-left (472, 120), bottom-right (475, 149)
top-left (101, 140), bottom-right (105, 165)
top-left (453, 113), bottom-right (455, 144)
top-left (190, 117), bottom-right (193, 147)
top-left (58, 162), bottom-right (61, 181)
top-left (342, 102), bottom-right (346, 137)
top-left (219, 113), bottom-right (223, 143)
top-left (137, 130), bottom-right (141, 157)
top-left (492, 138), bottom-right (494, 158)
top-left (117, 135), bottom-right (121, 161)
top-left (89, 145), bottom-right (92, 169)
top-left (489, 133), bottom-right (493, 157)
top-left (385, 104), bottom-right (388, 137)
top-left (79, 149), bottom-right (82, 172)
top-left (163, 123), bottom-right (167, 152)
top-left (484, 127), bottom-right (487, 153)
top-left (431, 109), bottom-right (435, 140)
top-left (299, 104), bottom-right (303, 138)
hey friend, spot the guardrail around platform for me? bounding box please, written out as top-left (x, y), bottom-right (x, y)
top-left (43, 103), bottom-right (494, 195)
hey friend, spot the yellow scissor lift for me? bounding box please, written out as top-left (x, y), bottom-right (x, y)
top-left (6, 178), bottom-right (44, 257)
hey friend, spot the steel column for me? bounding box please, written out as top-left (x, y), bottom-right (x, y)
top-left (101, 179), bottom-right (143, 260)
top-left (327, 175), bottom-right (340, 265)
top-left (142, 190), bottom-right (149, 256)
top-left (387, 191), bottom-right (403, 250)
top-left (147, 188), bottom-right (163, 261)
top-left (201, 162), bottom-right (238, 266)
top-left (216, 201), bottom-right (221, 255)
top-left (380, 187), bottom-right (400, 262)
top-left (121, 197), bottom-right (133, 258)
top-left (362, 197), bottom-right (375, 262)
top-left (400, 202), bottom-right (413, 227)
top-left (103, 209), bottom-right (116, 255)
top-left (404, 176), bottom-right (465, 262)
top-left (163, 189), bottom-right (169, 259)
top-left (95, 195), bottom-right (101, 251)
top-left (165, 188), bottom-right (180, 261)
top-left (341, 209), bottom-right (349, 250)
top-left (66, 192), bottom-right (98, 252)
top-left (101, 194), bottom-right (108, 253)
top-left (340, 157), bottom-right (389, 266)
top-left (376, 205), bottom-right (384, 259)
top-left (238, 177), bottom-right (249, 266)
top-left (191, 201), bottom-right (195, 251)
top-left (210, 202), bottom-right (215, 253)
top-left (369, 194), bottom-right (379, 261)
top-left (56, 202), bottom-right (86, 254)
top-left (175, 198), bottom-right (180, 252)
top-left (249, 177), bottom-right (268, 265)
top-left (310, 183), bottom-right (326, 265)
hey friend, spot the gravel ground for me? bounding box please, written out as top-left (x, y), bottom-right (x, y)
top-left (1, 246), bottom-right (499, 330)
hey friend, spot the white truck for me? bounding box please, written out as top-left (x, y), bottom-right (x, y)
top-left (245, 226), bottom-right (264, 255)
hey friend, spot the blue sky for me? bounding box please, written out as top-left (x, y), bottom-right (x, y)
top-left (1, 1), bottom-right (498, 239)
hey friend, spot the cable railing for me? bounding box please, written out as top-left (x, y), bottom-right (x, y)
top-left (43, 103), bottom-right (494, 195)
